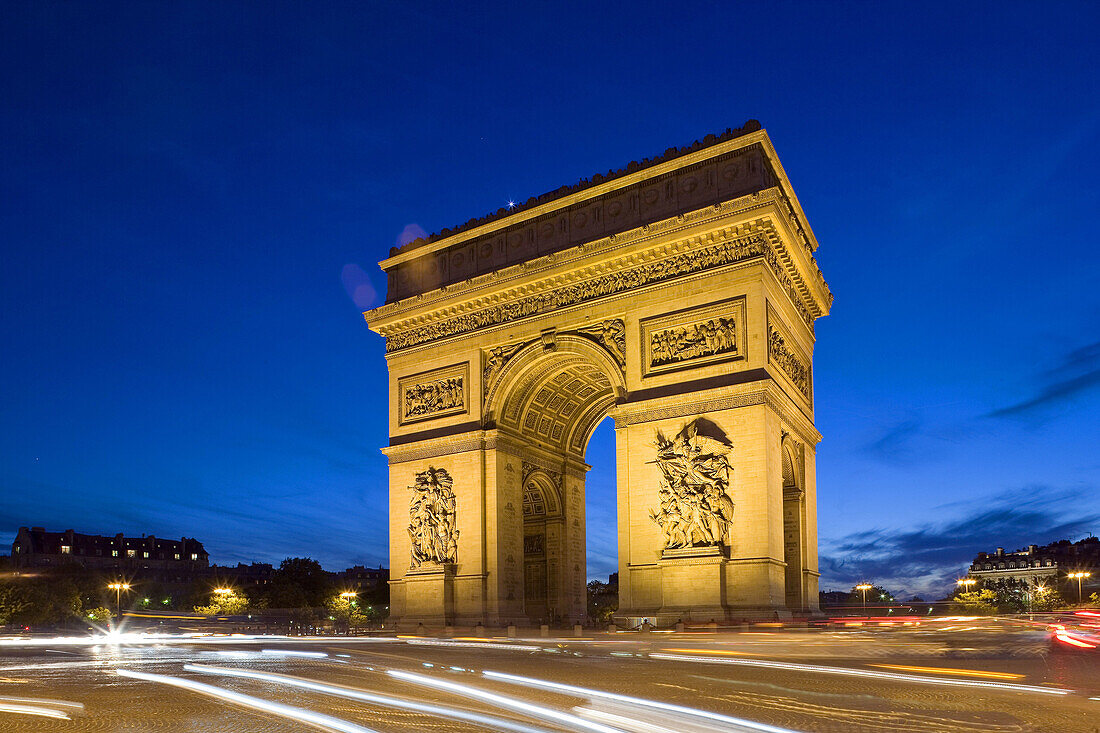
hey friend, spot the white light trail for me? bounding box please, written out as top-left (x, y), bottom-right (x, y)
top-left (647, 654), bottom-right (1072, 696)
top-left (0, 696), bottom-right (84, 710)
top-left (115, 668), bottom-right (379, 733)
top-left (386, 669), bottom-right (628, 733)
top-left (260, 649), bottom-right (329, 658)
top-left (574, 706), bottom-right (688, 733)
top-left (482, 670), bottom-right (801, 733)
top-left (0, 702), bottom-right (72, 720)
top-left (186, 664), bottom-right (555, 733)
top-left (404, 639), bottom-right (542, 651)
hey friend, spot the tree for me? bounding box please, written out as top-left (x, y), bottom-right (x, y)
top-left (1029, 586), bottom-right (1063, 612)
top-left (194, 591), bottom-right (249, 616)
top-left (326, 594), bottom-right (367, 635)
top-left (263, 558), bottom-right (331, 608)
top-left (953, 589), bottom-right (997, 615)
top-left (1089, 592), bottom-right (1099, 605)
top-left (85, 606), bottom-right (114, 626)
top-left (587, 580), bottom-right (618, 625)
top-left (0, 583), bottom-right (30, 626)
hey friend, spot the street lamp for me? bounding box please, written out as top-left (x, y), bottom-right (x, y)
top-left (956, 578), bottom-right (977, 591)
top-left (213, 587), bottom-right (234, 596)
top-left (855, 583), bottom-right (872, 610)
top-left (107, 582), bottom-right (131, 619)
top-left (1069, 572), bottom-right (1091, 603)
top-left (339, 591), bottom-right (357, 599)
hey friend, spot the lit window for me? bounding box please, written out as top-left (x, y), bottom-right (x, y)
top-left (60, 545), bottom-right (71, 554)
top-left (174, 553), bottom-right (180, 560)
top-left (112, 550), bottom-right (119, 557)
top-left (143, 551), bottom-right (149, 559)
top-left (13, 546), bottom-right (19, 553)
top-left (190, 553), bottom-right (198, 561)
top-left (127, 549), bottom-right (136, 558)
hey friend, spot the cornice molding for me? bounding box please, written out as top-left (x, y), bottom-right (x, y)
top-left (372, 216), bottom-right (819, 355)
top-left (611, 382), bottom-right (820, 446)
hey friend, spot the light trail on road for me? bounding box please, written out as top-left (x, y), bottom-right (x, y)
top-left (185, 663), bottom-right (559, 733)
top-left (387, 668), bottom-right (628, 733)
top-left (648, 653), bottom-right (1074, 695)
top-left (115, 668), bottom-right (380, 733)
top-left (482, 670), bottom-right (804, 733)
top-left (869, 664), bottom-right (1025, 680)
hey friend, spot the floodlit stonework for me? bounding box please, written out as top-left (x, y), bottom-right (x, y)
top-left (364, 122), bottom-right (832, 626)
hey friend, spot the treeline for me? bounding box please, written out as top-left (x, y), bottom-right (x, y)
top-left (0, 557), bottom-right (388, 629)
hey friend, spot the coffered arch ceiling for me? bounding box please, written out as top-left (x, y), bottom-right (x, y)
top-left (490, 336), bottom-right (624, 457)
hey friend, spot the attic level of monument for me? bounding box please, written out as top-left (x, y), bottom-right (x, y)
top-left (388, 121), bottom-right (766, 257)
top-left (378, 125), bottom-right (830, 308)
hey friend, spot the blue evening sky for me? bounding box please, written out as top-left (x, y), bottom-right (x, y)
top-left (2, 1), bottom-right (1098, 597)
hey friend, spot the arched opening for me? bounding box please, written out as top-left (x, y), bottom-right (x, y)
top-left (583, 416), bottom-right (618, 625)
top-left (487, 335), bottom-right (624, 625)
top-left (782, 440), bottom-right (805, 611)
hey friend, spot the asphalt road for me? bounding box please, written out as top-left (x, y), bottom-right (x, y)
top-left (0, 623), bottom-right (1097, 732)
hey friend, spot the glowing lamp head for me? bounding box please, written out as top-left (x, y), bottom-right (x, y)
top-left (339, 591), bottom-right (358, 599)
top-left (855, 584), bottom-right (872, 591)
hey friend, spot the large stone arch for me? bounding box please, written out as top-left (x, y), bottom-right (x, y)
top-left (367, 126), bottom-right (831, 626)
top-left (487, 334), bottom-right (626, 457)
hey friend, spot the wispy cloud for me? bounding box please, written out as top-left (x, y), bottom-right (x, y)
top-left (819, 485), bottom-right (1099, 599)
top-left (988, 341), bottom-right (1100, 418)
top-left (863, 418), bottom-right (922, 463)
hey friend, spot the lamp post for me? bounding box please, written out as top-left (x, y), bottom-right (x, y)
top-left (956, 578), bottom-right (977, 592)
top-left (1069, 572), bottom-right (1091, 604)
top-left (107, 582), bottom-right (131, 620)
top-left (855, 583), bottom-right (872, 610)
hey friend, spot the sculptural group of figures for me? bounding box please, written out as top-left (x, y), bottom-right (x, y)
top-left (404, 377), bottom-right (463, 418)
top-left (408, 466), bottom-right (459, 566)
top-left (649, 420), bottom-right (735, 549)
top-left (651, 317), bottom-right (737, 366)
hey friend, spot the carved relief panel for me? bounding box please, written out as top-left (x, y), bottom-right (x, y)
top-left (408, 466), bottom-right (459, 567)
top-left (640, 297), bottom-right (746, 377)
top-left (397, 363), bottom-right (469, 425)
top-left (648, 419), bottom-right (735, 551)
top-left (767, 306), bottom-right (812, 406)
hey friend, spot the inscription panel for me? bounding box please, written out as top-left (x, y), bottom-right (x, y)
top-left (398, 363), bottom-right (469, 425)
top-left (640, 297), bottom-right (747, 377)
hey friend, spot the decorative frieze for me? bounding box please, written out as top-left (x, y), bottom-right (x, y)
top-left (641, 297), bottom-right (746, 377)
top-left (398, 363), bottom-right (468, 425)
top-left (383, 232), bottom-right (812, 354)
top-left (408, 466), bottom-right (459, 567)
top-left (767, 312), bottom-right (812, 404)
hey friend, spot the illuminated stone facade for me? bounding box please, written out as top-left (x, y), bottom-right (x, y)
top-left (365, 123), bottom-right (831, 625)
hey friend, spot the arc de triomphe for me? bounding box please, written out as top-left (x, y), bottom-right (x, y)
top-left (364, 122), bottom-right (832, 626)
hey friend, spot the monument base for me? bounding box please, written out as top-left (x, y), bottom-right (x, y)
top-left (398, 562), bottom-right (455, 626)
top-left (616, 548), bottom-right (794, 627)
